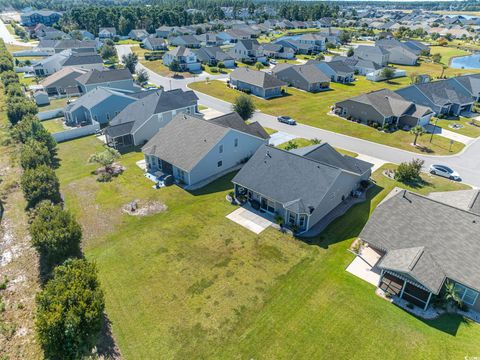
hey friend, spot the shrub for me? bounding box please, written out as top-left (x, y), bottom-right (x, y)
top-left (36, 259), bottom-right (105, 360)
top-left (12, 115), bottom-right (57, 157)
top-left (0, 70), bottom-right (18, 87)
top-left (30, 202), bottom-right (82, 272)
top-left (284, 140), bottom-right (298, 151)
top-left (394, 159), bottom-right (424, 183)
top-left (210, 67), bottom-right (218, 73)
top-left (6, 97), bottom-right (38, 125)
top-left (217, 62), bottom-right (225, 68)
top-left (20, 139), bottom-right (52, 169)
top-left (21, 165), bottom-right (61, 208)
top-left (5, 82), bottom-right (23, 97)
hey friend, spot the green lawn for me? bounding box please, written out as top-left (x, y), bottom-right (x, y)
top-left (277, 137), bottom-right (359, 157)
top-left (189, 80), bottom-right (464, 155)
top-left (37, 97), bottom-right (70, 111)
top-left (54, 135), bottom-right (479, 359)
top-left (41, 118), bottom-right (65, 133)
top-left (432, 117), bottom-right (480, 138)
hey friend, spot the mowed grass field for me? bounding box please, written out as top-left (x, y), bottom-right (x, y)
top-left (189, 79), bottom-right (465, 155)
top-left (55, 135), bottom-right (479, 359)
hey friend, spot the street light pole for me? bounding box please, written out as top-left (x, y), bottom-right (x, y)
top-left (429, 117), bottom-right (438, 143)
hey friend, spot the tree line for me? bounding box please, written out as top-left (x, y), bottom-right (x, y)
top-left (0, 39), bottom-right (105, 360)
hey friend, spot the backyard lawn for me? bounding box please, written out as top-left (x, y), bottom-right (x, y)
top-left (41, 118), bottom-right (65, 133)
top-left (54, 135), bottom-right (479, 360)
top-left (37, 97), bottom-right (70, 111)
top-left (189, 80), bottom-right (465, 155)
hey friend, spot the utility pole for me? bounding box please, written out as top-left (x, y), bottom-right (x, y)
top-left (429, 117), bottom-right (438, 143)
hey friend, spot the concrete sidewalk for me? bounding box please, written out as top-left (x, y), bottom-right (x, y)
top-left (425, 124), bottom-right (473, 145)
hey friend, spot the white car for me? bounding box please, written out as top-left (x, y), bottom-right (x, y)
top-left (429, 164), bottom-right (461, 180)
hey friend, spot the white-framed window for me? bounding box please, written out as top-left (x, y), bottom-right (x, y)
top-left (454, 283), bottom-right (479, 306)
top-left (219, 144), bottom-right (223, 153)
top-left (234, 138), bottom-right (238, 147)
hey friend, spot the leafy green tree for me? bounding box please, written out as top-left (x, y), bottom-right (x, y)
top-left (30, 201), bottom-right (81, 272)
top-left (6, 97), bottom-right (38, 125)
top-left (1, 70), bottom-right (19, 87)
top-left (381, 67), bottom-right (395, 82)
top-left (136, 68), bottom-right (149, 85)
top-left (0, 55), bottom-right (14, 72)
top-left (443, 281), bottom-right (463, 312)
top-left (168, 59), bottom-right (181, 72)
top-left (36, 259), bottom-right (105, 360)
top-left (410, 125), bottom-right (425, 146)
top-left (88, 147), bottom-right (120, 173)
top-left (100, 44), bottom-right (116, 60)
top-left (346, 47), bottom-right (354, 57)
top-left (122, 52), bottom-right (138, 73)
top-left (6, 82), bottom-right (23, 97)
top-left (21, 165), bottom-right (61, 208)
top-left (255, 61), bottom-right (264, 70)
top-left (432, 53), bottom-right (442, 63)
top-left (20, 139), bottom-right (52, 170)
top-left (394, 159), bottom-right (424, 183)
top-left (233, 94), bottom-right (256, 121)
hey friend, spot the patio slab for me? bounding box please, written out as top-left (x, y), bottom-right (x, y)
top-left (226, 207), bottom-right (273, 234)
top-left (346, 246), bottom-right (382, 286)
top-left (268, 131), bottom-right (298, 146)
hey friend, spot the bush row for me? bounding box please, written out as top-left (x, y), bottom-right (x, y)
top-left (0, 39), bottom-right (105, 360)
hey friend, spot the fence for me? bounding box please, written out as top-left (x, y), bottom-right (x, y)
top-left (52, 123), bottom-right (100, 143)
top-left (38, 108), bottom-right (63, 121)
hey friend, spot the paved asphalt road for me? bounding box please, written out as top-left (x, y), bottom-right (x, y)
top-left (122, 45), bottom-right (480, 187)
top-left (0, 18), bottom-right (35, 47)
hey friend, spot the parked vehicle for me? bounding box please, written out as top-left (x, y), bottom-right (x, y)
top-left (270, 59), bottom-right (277, 65)
top-left (429, 164), bottom-right (460, 180)
top-left (277, 115), bottom-right (296, 125)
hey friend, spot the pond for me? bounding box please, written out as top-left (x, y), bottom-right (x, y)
top-left (450, 54), bottom-right (480, 69)
top-left (275, 34), bottom-right (302, 43)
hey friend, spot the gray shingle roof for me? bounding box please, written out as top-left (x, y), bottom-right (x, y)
top-left (230, 68), bottom-right (286, 89)
top-left (359, 189), bottom-right (480, 294)
top-left (405, 80), bottom-right (474, 106)
top-left (208, 112), bottom-right (269, 139)
top-left (62, 53), bottom-right (103, 67)
top-left (291, 143), bottom-right (373, 175)
top-left (107, 88), bottom-right (198, 133)
top-left (76, 68), bottom-right (132, 85)
top-left (273, 63), bottom-right (331, 85)
top-left (232, 144), bottom-right (370, 214)
top-left (142, 114), bottom-right (230, 171)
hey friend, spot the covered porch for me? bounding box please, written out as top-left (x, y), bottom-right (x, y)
top-left (379, 270), bottom-right (433, 310)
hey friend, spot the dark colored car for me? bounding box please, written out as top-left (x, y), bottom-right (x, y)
top-left (277, 116), bottom-right (296, 125)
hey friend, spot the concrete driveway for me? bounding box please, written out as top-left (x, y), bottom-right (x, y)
top-left (226, 207), bottom-right (273, 234)
top-left (268, 131), bottom-right (298, 146)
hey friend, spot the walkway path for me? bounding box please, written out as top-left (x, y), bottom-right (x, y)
top-left (115, 44), bottom-right (480, 188)
top-left (425, 123), bottom-right (473, 145)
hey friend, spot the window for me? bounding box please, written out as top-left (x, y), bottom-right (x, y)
top-left (454, 283), bottom-right (479, 306)
top-left (219, 144), bottom-right (223, 153)
top-left (288, 212), bottom-right (296, 225)
top-left (234, 138), bottom-right (238, 147)
top-left (217, 160), bottom-right (222, 167)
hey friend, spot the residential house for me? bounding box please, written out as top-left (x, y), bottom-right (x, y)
top-left (333, 56), bottom-right (384, 76)
top-left (297, 33), bottom-right (326, 52)
top-left (307, 60), bottom-right (355, 83)
top-left (194, 47), bottom-right (235, 68)
top-left (156, 26), bottom-right (178, 38)
top-left (33, 50), bottom-right (103, 76)
top-left (142, 37), bottom-right (168, 51)
top-left (75, 68), bottom-right (135, 93)
top-left (225, 28), bottom-right (253, 41)
top-left (20, 10), bottom-right (62, 26)
top-left (232, 143), bottom-right (373, 234)
top-left (78, 30), bottom-right (95, 40)
top-left (272, 63), bottom-right (330, 92)
top-left (169, 35), bottom-right (201, 48)
top-left (37, 39), bottom-right (98, 54)
top-left (143, 112), bottom-right (269, 188)
top-left (447, 74), bottom-right (480, 102)
top-left (275, 39), bottom-right (316, 55)
top-left (105, 88), bottom-right (199, 148)
top-left (396, 80), bottom-right (474, 116)
top-left (230, 68), bottom-right (286, 99)
top-left (162, 46), bottom-right (202, 72)
top-left (259, 43), bottom-right (295, 59)
top-left (229, 39), bottom-right (267, 64)
top-left (404, 39), bottom-right (430, 55)
top-left (128, 29), bottom-right (149, 41)
top-left (354, 45), bottom-right (389, 66)
top-left (98, 27), bottom-right (117, 39)
top-left (335, 88), bottom-right (434, 128)
top-left (63, 87), bottom-right (150, 126)
top-left (194, 33), bottom-right (223, 47)
top-left (359, 189), bottom-right (480, 312)
top-left (376, 39), bottom-right (420, 65)
top-left (39, 67), bottom-right (88, 96)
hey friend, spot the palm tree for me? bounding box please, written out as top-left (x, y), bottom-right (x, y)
top-left (410, 125), bottom-right (425, 146)
top-left (444, 281), bottom-right (462, 312)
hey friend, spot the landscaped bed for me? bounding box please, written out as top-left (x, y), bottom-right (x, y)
top-left (189, 80), bottom-right (465, 155)
top-left (54, 135), bottom-right (479, 359)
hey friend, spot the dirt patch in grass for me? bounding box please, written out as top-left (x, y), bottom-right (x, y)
top-left (122, 199), bottom-right (167, 216)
